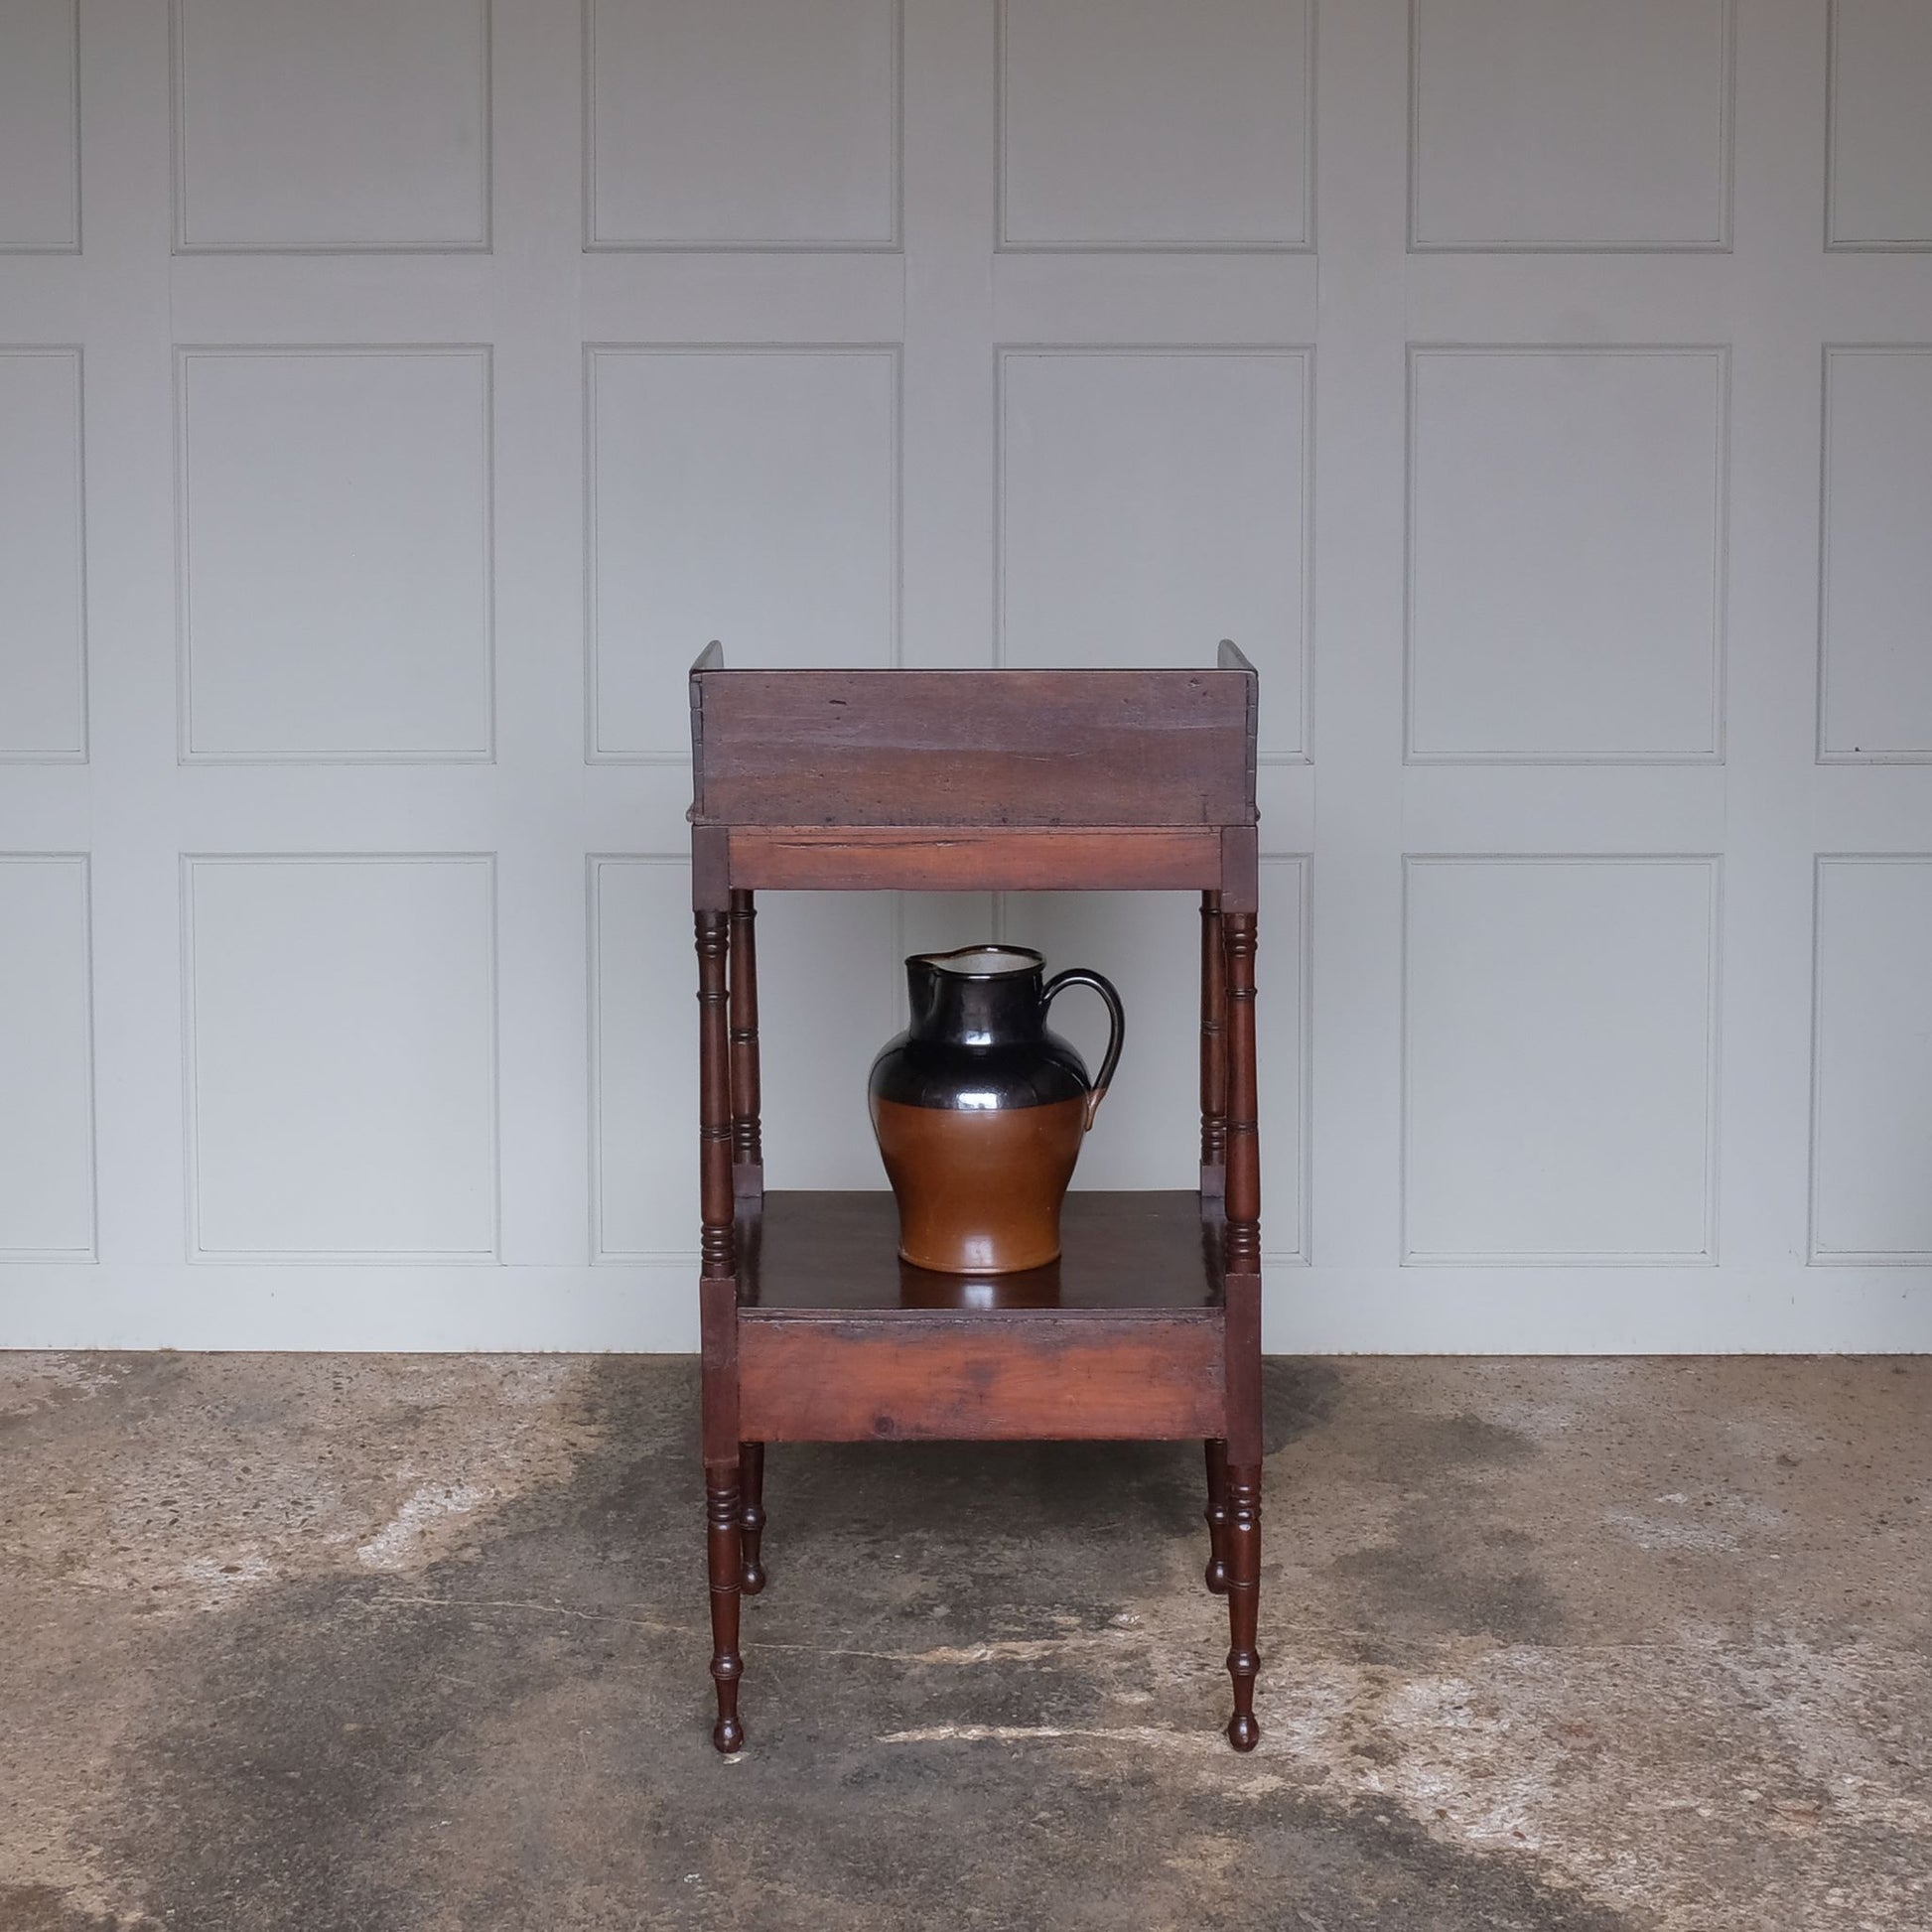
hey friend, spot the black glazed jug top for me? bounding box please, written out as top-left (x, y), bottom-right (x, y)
top-left (903, 945), bottom-right (1051, 1051)
top-left (875, 942), bottom-right (1125, 1120)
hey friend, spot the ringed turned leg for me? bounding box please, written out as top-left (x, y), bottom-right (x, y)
top-left (1223, 1464), bottom-right (1262, 1751)
top-left (1203, 1439), bottom-right (1231, 1593)
top-left (739, 1441), bottom-right (766, 1594)
top-left (706, 1459), bottom-right (745, 1752)
top-left (1219, 898), bottom-right (1264, 1751)
top-left (728, 890), bottom-right (763, 1198)
top-left (1199, 891), bottom-right (1228, 1192)
top-left (696, 902), bottom-right (744, 1752)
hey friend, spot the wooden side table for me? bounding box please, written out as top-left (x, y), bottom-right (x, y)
top-left (687, 642), bottom-right (1265, 1752)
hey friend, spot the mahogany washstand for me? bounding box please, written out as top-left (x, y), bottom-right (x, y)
top-left (688, 641), bottom-right (1266, 1753)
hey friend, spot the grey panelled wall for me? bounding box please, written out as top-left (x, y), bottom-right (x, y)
top-left (1, 0), bottom-right (1929, 1349)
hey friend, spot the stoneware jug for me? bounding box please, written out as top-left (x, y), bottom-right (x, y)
top-left (868, 944), bottom-right (1125, 1274)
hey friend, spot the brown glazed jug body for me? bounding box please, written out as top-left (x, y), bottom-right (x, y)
top-left (868, 945), bottom-right (1125, 1274)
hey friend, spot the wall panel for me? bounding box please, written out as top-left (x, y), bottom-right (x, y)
top-left (173, 0), bottom-right (489, 250)
top-left (177, 347), bottom-right (493, 761)
top-left (1411, 0), bottom-right (1731, 249)
top-left (1404, 856), bottom-right (1720, 1264)
top-left (1811, 857), bottom-right (1932, 1263)
top-left (0, 856), bottom-right (94, 1259)
top-left (0, 0), bottom-right (79, 250)
top-left (1827, 0), bottom-right (1932, 250)
top-left (1000, 0), bottom-right (1312, 249)
top-left (183, 855), bottom-right (498, 1261)
top-left (1407, 346), bottom-right (1725, 762)
top-left (586, 0), bottom-right (899, 248)
top-left (0, 347), bottom-right (85, 759)
top-left (1819, 347), bottom-right (1932, 761)
top-left (589, 857), bottom-right (697, 1261)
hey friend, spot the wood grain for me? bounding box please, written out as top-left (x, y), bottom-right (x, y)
top-left (727, 824), bottom-right (1226, 893)
top-left (691, 665), bottom-right (1257, 828)
top-left (739, 1314), bottom-right (1227, 1443)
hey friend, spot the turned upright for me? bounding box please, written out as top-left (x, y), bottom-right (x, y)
top-left (687, 641), bottom-right (1265, 1753)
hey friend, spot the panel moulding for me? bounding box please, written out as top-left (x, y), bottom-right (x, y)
top-left (995, 0), bottom-right (1316, 252)
top-left (1407, 0), bottom-right (1735, 253)
top-left (1808, 853), bottom-right (1932, 1265)
top-left (0, 345), bottom-right (87, 761)
top-left (0, 852), bottom-right (96, 1262)
top-left (1816, 345), bottom-right (1932, 763)
top-left (180, 853), bottom-right (502, 1264)
top-left (0, 0), bottom-right (80, 253)
top-left (582, 0), bottom-right (903, 252)
top-left (1403, 344), bottom-right (1729, 765)
top-left (587, 853), bottom-right (699, 1264)
top-left (1825, 0), bottom-right (1932, 252)
top-left (170, 0), bottom-right (492, 253)
top-left (173, 344), bottom-right (496, 764)
top-left (1399, 853), bottom-right (1723, 1266)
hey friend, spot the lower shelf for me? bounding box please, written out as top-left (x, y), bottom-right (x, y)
top-left (735, 1188), bottom-right (1226, 1317)
top-left (728, 1190), bottom-right (1230, 1443)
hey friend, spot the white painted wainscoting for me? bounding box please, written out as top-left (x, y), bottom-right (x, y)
top-left (0, 0), bottom-right (1928, 1351)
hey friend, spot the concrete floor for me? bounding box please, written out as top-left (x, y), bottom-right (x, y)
top-left (0, 1355), bottom-right (1926, 1931)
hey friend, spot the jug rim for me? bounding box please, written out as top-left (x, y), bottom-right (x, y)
top-left (912, 943), bottom-right (1042, 979)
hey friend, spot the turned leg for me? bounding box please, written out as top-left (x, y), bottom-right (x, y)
top-left (696, 901), bottom-right (744, 1752)
top-left (706, 1462), bottom-right (745, 1752)
top-left (1199, 891), bottom-right (1227, 1194)
top-left (1203, 1439), bottom-right (1231, 1593)
top-left (728, 890), bottom-right (763, 1199)
top-left (1219, 897), bottom-right (1263, 1752)
top-left (1223, 1464), bottom-right (1261, 1751)
top-left (739, 1441), bottom-right (766, 1594)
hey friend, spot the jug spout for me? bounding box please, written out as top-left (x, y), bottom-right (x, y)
top-left (905, 944), bottom-right (1047, 1047)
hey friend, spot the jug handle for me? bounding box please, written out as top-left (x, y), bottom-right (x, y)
top-left (1041, 969), bottom-right (1126, 1132)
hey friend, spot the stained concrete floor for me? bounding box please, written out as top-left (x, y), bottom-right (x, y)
top-left (0, 1355), bottom-right (1926, 1932)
